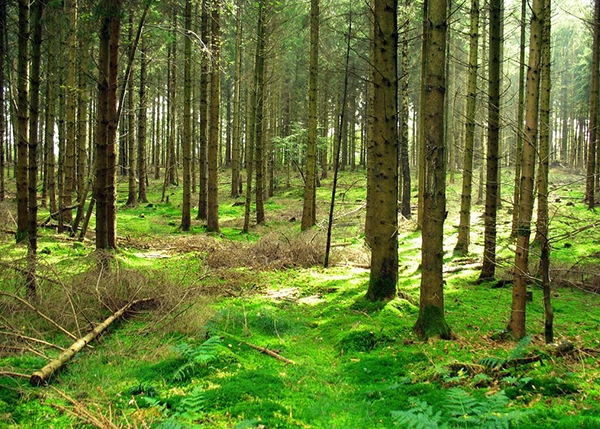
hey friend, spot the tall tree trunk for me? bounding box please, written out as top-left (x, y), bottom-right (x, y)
top-left (414, 0), bottom-right (451, 339)
top-left (511, 0), bottom-right (527, 237)
top-left (207, 0), bottom-right (221, 233)
top-left (231, 5), bottom-right (242, 198)
top-left (45, 49), bottom-right (58, 215)
top-left (96, 0), bottom-right (120, 252)
top-left (301, 0), bottom-right (319, 231)
top-left (454, 0), bottom-right (479, 254)
top-left (16, 0), bottom-right (30, 243)
top-left (509, 0), bottom-right (544, 340)
top-left (0, 0), bottom-right (5, 203)
top-left (27, 0), bottom-right (45, 300)
top-left (365, 0), bottom-right (398, 302)
top-left (181, 0), bottom-right (193, 231)
top-left (197, 0), bottom-right (209, 219)
top-left (364, 0), bottom-right (375, 244)
top-left (479, 0), bottom-right (503, 281)
top-left (537, 0), bottom-right (553, 343)
top-left (399, 1), bottom-right (411, 219)
top-left (586, 0), bottom-right (600, 208)
top-left (76, 40), bottom-right (89, 203)
top-left (125, 10), bottom-right (137, 208)
top-left (254, 1), bottom-right (266, 225)
top-left (63, 0), bottom-right (78, 227)
top-left (137, 36), bottom-right (148, 203)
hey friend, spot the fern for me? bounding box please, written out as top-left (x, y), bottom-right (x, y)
top-left (175, 385), bottom-right (206, 421)
top-left (172, 336), bottom-right (223, 382)
top-left (391, 399), bottom-right (448, 429)
top-left (392, 388), bottom-right (531, 429)
top-left (479, 334), bottom-right (533, 370)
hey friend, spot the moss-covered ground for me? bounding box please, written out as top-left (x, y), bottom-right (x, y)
top-left (1, 167), bottom-right (599, 428)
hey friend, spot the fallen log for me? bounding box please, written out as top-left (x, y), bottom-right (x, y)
top-left (30, 297), bottom-right (153, 386)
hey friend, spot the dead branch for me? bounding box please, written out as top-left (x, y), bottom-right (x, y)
top-left (30, 297), bottom-right (154, 386)
top-left (0, 331), bottom-right (65, 351)
top-left (0, 291), bottom-right (77, 340)
top-left (241, 340), bottom-right (296, 365)
top-left (40, 204), bottom-right (81, 227)
top-left (0, 261), bottom-right (62, 286)
top-left (0, 371), bottom-right (30, 379)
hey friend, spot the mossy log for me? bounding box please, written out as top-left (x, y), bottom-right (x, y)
top-left (30, 298), bottom-right (153, 386)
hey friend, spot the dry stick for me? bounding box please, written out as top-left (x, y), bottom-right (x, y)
top-left (0, 371), bottom-right (30, 379)
top-left (0, 331), bottom-right (65, 351)
top-left (0, 261), bottom-right (62, 286)
top-left (0, 291), bottom-right (77, 340)
top-left (30, 297), bottom-right (153, 386)
top-left (241, 340), bottom-right (296, 365)
top-left (49, 386), bottom-right (118, 429)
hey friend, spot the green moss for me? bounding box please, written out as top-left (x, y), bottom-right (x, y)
top-left (414, 305), bottom-right (452, 340)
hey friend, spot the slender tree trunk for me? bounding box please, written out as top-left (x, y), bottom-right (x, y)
top-left (137, 36), bottom-right (148, 203)
top-left (0, 0), bottom-right (5, 203)
top-left (414, 0), bottom-right (451, 339)
top-left (27, 0), bottom-right (45, 300)
top-left (207, 0), bottom-right (220, 233)
top-left (586, 0), bottom-right (600, 208)
top-left (125, 10), bottom-right (137, 208)
top-left (63, 0), bottom-right (78, 226)
top-left (301, 0), bottom-right (319, 231)
top-left (77, 40), bottom-right (89, 203)
top-left (45, 52), bottom-right (57, 215)
top-left (365, 0), bottom-right (398, 302)
top-left (197, 0), bottom-right (209, 219)
top-left (231, 5), bottom-right (242, 198)
top-left (511, 0), bottom-right (527, 236)
top-left (16, 0), bottom-right (30, 243)
top-left (454, 0), bottom-right (479, 254)
top-left (254, 1), bottom-right (266, 225)
top-left (479, 0), bottom-right (503, 281)
top-left (181, 0), bottom-right (193, 231)
top-left (364, 0), bottom-right (375, 244)
top-left (510, 0), bottom-right (543, 340)
top-left (399, 2), bottom-right (411, 219)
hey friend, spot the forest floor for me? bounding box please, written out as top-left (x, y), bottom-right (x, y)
top-left (1, 166), bottom-right (600, 428)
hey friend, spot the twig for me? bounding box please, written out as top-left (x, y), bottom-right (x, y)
top-left (240, 340), bottom-right (296, 365)
top-left (0, 261), bottom-right (62, 286)
top-left (0, 331), bottom-right (65, 351)
top-left (0, 371), bottom-right (30, 379)
top-left (0, 291), bottom-right (77, 340)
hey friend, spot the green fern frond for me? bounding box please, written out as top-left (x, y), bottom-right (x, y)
top-left (391, 399), bottom-right (448, 429)
top-left (508, 334), bottom-right (533, 361)
top-left (176, 385), bottom-right (206, 421)
top-left (479, 356), bottom-right (505, 370)
top-left (172, 336), bottom-right (223, 382)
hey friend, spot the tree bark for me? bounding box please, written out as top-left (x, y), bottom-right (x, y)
top-left (16, 0), bottom-right (30, 243)
top-left (510, 0), bottom-right (544, 340)
top-left (586, 0), bottom-right (600, 208)
top-left (454, 0), bottom-right (479, 254)
top-left (181, 0), bottom-right (193, 231)
top-left (30, 298), bottom-right (153, 386)
top-left (207, 0), bottom-right (221, 233)
top-left (301, 0), bottom-right (319, 231)
top-left (0, 0), bottom-right (5, 203)
top-left (137, 36), bottom-right (148, 203)
top-left (197, 0), bottom-right (209, 220)
top-left (479, 0), bottom-right (503, 281)
top-left (366, 0), bottom-right (398, 301)
top-left (414, 0), bottom-right (451, 339)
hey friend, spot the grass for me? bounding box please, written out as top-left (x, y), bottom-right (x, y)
top-left (0, 166), bottom-right (599, 428)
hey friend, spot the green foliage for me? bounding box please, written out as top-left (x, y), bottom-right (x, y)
top-left (392, 388), bottom-right (530, 429)
top-left (337, 328), bottom-right (394, 353)
top-left (479, 334), bottom-right (533, 370)
top-left (171, 336), bottom-right (225, 382)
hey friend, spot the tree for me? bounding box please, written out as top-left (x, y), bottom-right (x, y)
top-left (509, 0), bottom-right (544, 340)
top-left (96, 0), bottom-right (121, 251)
top-left (197, 0), bottom-right (209, 220)
top-left (414, 0), bottom-right (451, 339)
top-left (454, 0), bottom-right (479, 255)
top-left (301, 0), bottom-right (319, 231)
top-left (0, 0), bottom-right (5, 203)
top-left (16, 0), bottom-right (30, 243)
top-left (365, 0), bottom-right (399, 302)
top-left (586, 0), bottom-right (600, 208)
top-left (399, 0), bottom-right (411, 219)
top-left (137, 35), bottom-right (148, 204)
top-left (207, 0), bottom-right (221, 233)
top-left (181, 0), bottom-right (193, 231)
top-left (125, 9), bottom-right (138, 208)
top-left (479, 0), bottom-right (503, 281)
top-left (231, 4), bottom-right (243, 198)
